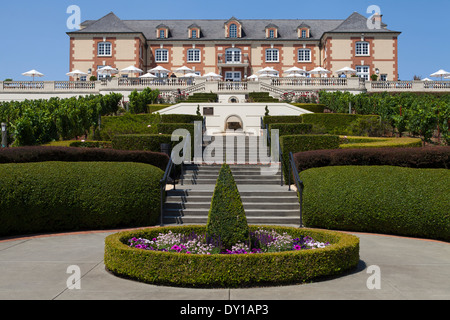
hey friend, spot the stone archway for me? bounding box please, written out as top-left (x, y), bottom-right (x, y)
top-left (228, 96), bottom-right (239, 103)
top-left (225, 115), bottom-right (243, 131)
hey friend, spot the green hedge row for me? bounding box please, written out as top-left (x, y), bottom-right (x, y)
top-left (0, 162), bottom-right (164, 237)
top-left (98, 113), bottom-right (202, 141)
top-left (301, 113), bottom-right (381, 135)
top-left (290, 103), bottom-right (326, 113)
top-left (280, 135), bottom-right (340, 182)
top-left (340, 136), bottom-right (423, 149)
top-left (112, 134), bottom-right (175, 153)
top-left (269, 123), bottom-right (313, 136)
top-left (300, 166), bottom-right (450, 241)
top-left (104, 225), bottom-right (360, 288)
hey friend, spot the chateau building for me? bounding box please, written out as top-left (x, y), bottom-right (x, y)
top-left (67, 11), bottom-right (400, 82)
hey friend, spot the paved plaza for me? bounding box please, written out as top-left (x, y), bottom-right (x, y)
top-left (0, 228), bottom-right (448, 301)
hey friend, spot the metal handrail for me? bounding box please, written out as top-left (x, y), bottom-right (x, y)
top-left (288, 152), bottom-right (304, 228)
top-left (160, 156), bottom-right (176, 227)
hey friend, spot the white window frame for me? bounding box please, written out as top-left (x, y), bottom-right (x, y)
top-left (301, 30), bottom-right (307, 38)
top-left (155, 49), bottom-right (169, 63)
top-left (225, 48), bottom-right (241, 63)
top-left (187, 49), bottom-right (201, 63)
top-left (229, 24), bottom-right (238, 38)
top-left (191, 29), bottom-right (197, 39)
top-left (159, 30), bottom-right (165, 39)
top-left (356, 65), bottom-right (370, 80)
top-left (265, 49), bottom-right (279, 62)
top-left (298, 49), bottom-right (311, 62)
top-left (98, 42), bottom-right (112, 57)
top-left (355, 41), bottom-right (370, 56)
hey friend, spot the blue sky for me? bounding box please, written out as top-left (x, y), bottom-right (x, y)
top-left (0, 0), bottom-right (449, 81)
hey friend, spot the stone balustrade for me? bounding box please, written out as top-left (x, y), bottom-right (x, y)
top-left (1, 77), bottom-right (449, 102)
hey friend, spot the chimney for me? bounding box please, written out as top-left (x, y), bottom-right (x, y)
top-left (373, 13), bottom-right (384, 29)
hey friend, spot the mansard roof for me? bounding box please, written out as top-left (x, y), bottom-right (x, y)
top-left (70, 12), bottom-right (400, 40)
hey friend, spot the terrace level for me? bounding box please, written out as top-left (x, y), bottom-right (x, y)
top-left (1, 77), bottom-right (449, 102)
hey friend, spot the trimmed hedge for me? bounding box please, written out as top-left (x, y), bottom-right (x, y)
top-left (0, 146), bottom-right (169, 171)
top-left (98, 113), bottom-right (203, 141)
top-left (280, 135), bottom-right (340, 181)
top-left (104, 225), bottom-right (360, 288)
top-left (300, 166), bottom-right (450, 241)
top-left (301, 113), bottom-right (381, 135)
top-left (263, 115), bottom-right (303, 125)
top-left (69, 141), bottom-right (113, 149)
top-left (340, 136), bottom-right (422, 149)
top-left (0, 162), bottom-right (164, 237)
top-left (290, 103), bottom-right (326, 113)
top-left (206, 164), bottom-right (250, 249)
top-left (293, 147), bottom-right (450, 173)
top-left (248, 92), bottom-right (280, 103)
top-left (269, 123), bottom-right (313, 136)
top-left (112, 134), bottom-right (174, 153)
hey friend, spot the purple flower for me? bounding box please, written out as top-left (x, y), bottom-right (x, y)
top-left (293, 245), bottom-right (302, 251)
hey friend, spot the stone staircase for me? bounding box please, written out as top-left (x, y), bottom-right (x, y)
top-left (162, 135), bottom-right (301, 226)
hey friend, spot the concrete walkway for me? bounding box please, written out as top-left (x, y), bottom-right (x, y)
top-left (0, 229), bottom-right (449, 300)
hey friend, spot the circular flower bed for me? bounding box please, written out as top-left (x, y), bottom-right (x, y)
top-left (105, 225), bottom-right (360, 288)
top-left (128, 229), bottom-right (331, 255)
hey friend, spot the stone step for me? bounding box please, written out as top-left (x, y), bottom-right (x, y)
top-left (163, 208), bottom-right (300, 218)
top-left (165, 202), bottom-right (300, 210)
top-left (163, 214), bottom-right (301, 226)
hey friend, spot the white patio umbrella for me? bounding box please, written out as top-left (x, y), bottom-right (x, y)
top-left (285, 73), bottom-right (306, 78)
top-left (149, 66), bottom-right (171, 77)
top-left (257, 67), bottom-right (278, 76)
top-left (120, 66), bottom-right (144, 77)
top-left (66, 69), bottom-right (88, 80)
top-left (310, 67), bottom-right (331, 77)
top-left (202, 72), bottom-right (222, 80)
top-left (284, 66), bottom-right (306, 76)
top-left (258, 73), bottom-right (279, 78)
top-left (422, 78), bottom-right (432, 81)
top-left (182, 73), bottom-right (201, 78)
top-left (336, 67), bottom-right (356, 75)
top-left (430, 69), bottom-right (450, 81)
top-left (247, 74), bottom-right (259, 80)
top-left (22, 69), bottom-right (44, 81)
top-left (97, 66), bottom-right (119, 77)
top-left (174, 66), bottom-right (194, 75)
top-left (139, 73), bottom-right (157, 78)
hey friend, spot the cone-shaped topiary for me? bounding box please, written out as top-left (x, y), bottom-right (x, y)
top-left (206, 164), bottom-right (250, 249)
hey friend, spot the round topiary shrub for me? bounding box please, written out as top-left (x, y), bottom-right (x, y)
top-left (104, 225), bottom-right (360, 288)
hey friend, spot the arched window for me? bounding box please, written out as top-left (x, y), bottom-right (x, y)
top-left (98, 42), bottom-right (112, 56)
top-left (225, 48), bottom-right (241, 63)
top-left (229, 23), bottom-right (238, 38)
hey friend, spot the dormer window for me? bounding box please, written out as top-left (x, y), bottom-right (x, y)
top-left (265, 24), bottom-right (279, 39)
top-left (297, 23), bottom-right (311, 39)
top-left (156, 24), bottom-right (169, 39)
top-left (225, 17), bottom-right (242, 38)
top-left (188, 24), bottom-right (201, 39)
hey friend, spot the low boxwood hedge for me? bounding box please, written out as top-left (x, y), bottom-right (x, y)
top-left (293, 147), bottom-right (450, 172)
top-left (263, 115), bottom-right (303, 126)
top-left (290, 103), bottom-right (326, 113)
top-left (300, 166), bottom-right (450, 241)
top-left (280, 134), bottom-right (340, 182)
top-left (0, 146), bottom-right (169, 171)
top-left (104, 225), bottom-right (360, 288)
top-left (0, 162), bottom-right (164, 237)
top-left (269, 123), bottom-right (313, 136)
top-left (301, 113), bottom-right (381, 135)
top-left (112, 134), bottom-right (192, 159)
top-left (340, 136), bottom-right (422, 149)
